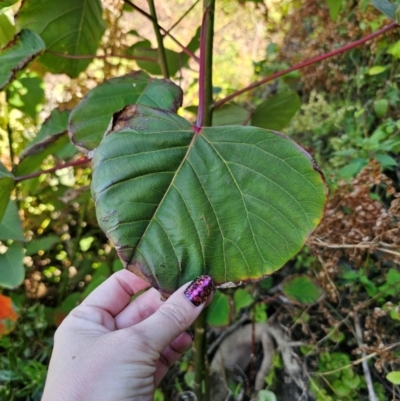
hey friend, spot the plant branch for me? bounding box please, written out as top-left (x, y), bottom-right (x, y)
top-left (214, 22), bottom-right (398, 108)
top-left (14, 158), bottom-right (90, 183)
top-left (46, 50), bottom-right (157, 63)
top-left (147, 0), bottom-right (169, 78)
top-left (123, 0), bottom-right (199, 62)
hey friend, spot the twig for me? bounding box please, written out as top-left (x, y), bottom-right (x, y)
top-left (14, 158), bottom-right (90, 182)
top-left (45, 50), bottom-right (157, 62)
top-left (309, 238), bottom-right (400, 258)
top-left (167, 0), bottom-right (200, 33)
top-left (354, 312), bottom-right (377, 401)
top-left (123, 0), bottom-right (199, 62)
top-left (147, 0), bottom-right (169, 78)
top-left (214, 22), bottom-right (398, 108)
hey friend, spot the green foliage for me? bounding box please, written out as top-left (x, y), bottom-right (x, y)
top-left (282, 275), bottom-right (324, 305)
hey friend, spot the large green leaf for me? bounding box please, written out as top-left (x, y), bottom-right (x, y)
top-left (251, 91), bottom-right (301, 131)
top-left (0, 162), bottom-right (14, 222)
top-left (15, 109), bottom-right (73, 176)
top-left (0, 200), bottom-right (24, 241)
top-left (91, 105), bottom-right (327, 297)
top-left (0, 242), bottom-right (24, 288)
top-left (69, 71), bottom-right (183, 151)
top-left (17, 0), bottom-right (106, 77)
top-left (0, 29), bottom-right (45, 90)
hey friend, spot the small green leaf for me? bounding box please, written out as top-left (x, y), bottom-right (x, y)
top-left (375, 154), bottom-right (398, 168)
top-left (386, 268), bottom-right (400, 285)
top-left (386, 371), bottom-right (400, 385)
top-left (6, 72), bottom-right (44, 119)
top-left (283, 275), bottom-right (324, 305)
top-left (206, 290), bottom-right (231, 327)
top-left (233, 288), bottom-right (254, 312)
top-left (371, 0), bottom-right (398, 20)
top-left (387, 40), bottom-right (400, 58)
top-left (0, 0), bottom-right (18, 10)
top-left (0, 242), bottom-right (24, 288)
top-left (368, 65), bottom-right (388, 75)
top-left (0, 29), bottom-right (45, 90)
top-left (373, 98), bottom-right (389, 117)
top-left (251, 91), bottom-right (301, 131)
top-left (212, 104), bottom-right (250, 126)
top-left (25, 234), bottom-right (59, 256)
top-left (339, 158), bottom-right (368, 178)
top-left (0, 10), bottom-right (15, 48)
top-left (0, 200), bottom-right (24, 242)
top-left (68, 71), bottom-right (183, 151)
top-left (326, 0), bottom-right (342, 20)
top-left (389, 308), bottom-right (400, 321)
top-left (257, 390), bottom-right (277, 401)
top-left (0, 162), bottom-right (14, 222)
top-left (18, 0), bottom-right (106, 77)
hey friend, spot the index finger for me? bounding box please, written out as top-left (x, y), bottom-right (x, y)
top-left (81, 269), bottom-right (151, 316)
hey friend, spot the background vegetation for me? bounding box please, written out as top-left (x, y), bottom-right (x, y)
top-left (1, 0), bottom-right (400, 400)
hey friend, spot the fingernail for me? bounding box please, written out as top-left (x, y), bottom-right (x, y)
top-left (186, 329), bottom-right (194, 340)
top-left (184, 275), bottom-right (214, 307)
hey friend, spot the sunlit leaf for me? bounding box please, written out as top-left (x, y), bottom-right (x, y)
top-left (0, 162), bottom-right (14, 222)
top-left (69, 71), bottom-right (183, 151)
top-left (0, 294), bottom-right (18, 336)
top-left (0, 29), bottom-right (45, 90)
top-left (0, 242), bottom-right (24, 288)
top-left (251, 91), bottom-right (301, 131)
top-left (0, 200), bottom-right (24, 241)
top-left (18, 0), bottom-right (106, 77)
top-left (386, 371), bottom-right (400, 385)
top-left (0, 10), bottom-right (15, 48)
top-left (283, 275), bottom-right (324, 305)
top-left (326, 0), bottom-right (342, 20)
top-left (206, 290), bottom-right (231, 326)
top-left (92, 105), bottom-right (327, 297)
top-left (6, 72), bottom-right (44, 118)
top-left (368, 65), bottom-right (388, 75)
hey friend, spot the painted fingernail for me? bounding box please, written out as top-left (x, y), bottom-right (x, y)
top-left (184, 275), bottom-right (214, 307)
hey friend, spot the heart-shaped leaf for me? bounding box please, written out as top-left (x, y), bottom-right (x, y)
top-left (69, 71), bottom-right (183, 151)
top-left (91, 105), bottom-right (327, 297)
top-left (0, 29), bottom-right (45, 90)
top-left (283, 275), bottom-right (324, 305)
top-left (17, 0), bottom-right (106, 77)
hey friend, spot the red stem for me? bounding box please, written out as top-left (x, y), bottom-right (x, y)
top-left (195, 8), bottom-right (209, 129)
top-left (14, 158), bottom-right (90, 183)
top-left (214, 22), bottom-right (398, 108)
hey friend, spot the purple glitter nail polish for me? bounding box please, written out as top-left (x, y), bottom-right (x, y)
top-left (184, 275), bottom-right (214, 307)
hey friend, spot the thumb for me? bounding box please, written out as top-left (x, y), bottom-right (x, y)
top-left (131, 275), bottom-right (214, 354)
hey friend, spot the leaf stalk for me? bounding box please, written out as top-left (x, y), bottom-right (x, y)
top-left (147, 0), bottom-right (170, 79)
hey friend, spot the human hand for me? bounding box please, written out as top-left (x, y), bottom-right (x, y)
top-left (41, 270), bottom-right (214, 401)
